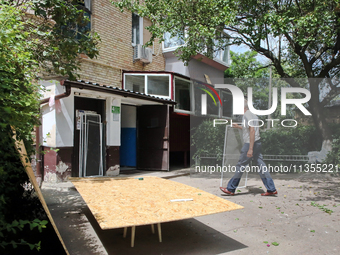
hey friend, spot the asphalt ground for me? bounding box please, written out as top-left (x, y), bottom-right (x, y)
top-left (42, 170), bottom-right (340, 255)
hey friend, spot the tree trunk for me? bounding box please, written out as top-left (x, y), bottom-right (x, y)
top-left (308, 81), bottom-right (333, 153)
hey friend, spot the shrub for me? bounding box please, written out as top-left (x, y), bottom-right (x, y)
top-left (261, 125), bottom-right (322, 156)
top-left (191, 118), bottom-right (225, 161)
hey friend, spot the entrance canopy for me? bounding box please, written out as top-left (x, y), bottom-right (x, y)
top-left (64, 80), bottom-right (177, 106)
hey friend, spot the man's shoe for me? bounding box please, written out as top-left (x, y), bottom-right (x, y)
top-left (220, 187), bottom-right (235, 195)
top-left (261, 191), bottom-right (278, 196)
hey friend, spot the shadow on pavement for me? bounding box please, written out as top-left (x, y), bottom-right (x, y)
top-left (295, 177), bottom-right (340, 202)
top-left (84, 206), bottom-right (247, 255)
top-left (43, 186), bottom-right (247, 255)
top-left (220, 186), bottom-right (265, 197)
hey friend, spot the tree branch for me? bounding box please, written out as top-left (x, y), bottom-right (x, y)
top-left (309, 45), bottom-right (332, 65)
top-left (321, 84), bottom-right (340, 107)
top-left (318, 56), bottom-right (340, 78)
top-left (284, 31), bottom-right (314, 77)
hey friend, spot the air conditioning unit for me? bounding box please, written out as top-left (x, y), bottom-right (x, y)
top-left (133, 44), bottom-right (153, 63)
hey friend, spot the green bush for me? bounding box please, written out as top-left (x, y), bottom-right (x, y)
top-left (1, 0), bottom-right (98, 252)
top-left (191, 118), bottom-right (225, 161)
top-left (0, 4), bottom-right (45, 252)
top-left (261, 125), bottom-right (322, 156)
top-left (324, 138), bottom-right (340, 165)
top-left (324, 124), bottom-right (340, 173)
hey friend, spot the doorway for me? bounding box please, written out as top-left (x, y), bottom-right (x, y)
top-left (73, 97), bottom-right (106, 177)
top-left (120, 105), bottom-right (137, 168)
top-left (137, 105), bottom-right (169, 171)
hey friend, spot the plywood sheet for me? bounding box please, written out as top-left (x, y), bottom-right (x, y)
top-left (71, 177), bottom-right (243, 230)
top-left (13, 129), bottom-right (69, 255)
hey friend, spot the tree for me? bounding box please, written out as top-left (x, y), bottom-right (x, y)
top-left (225, 50), bottom-right (272, 114)
top-left (0, 0), bottom-right (99, 252)
top-left (225, 50), bottom-right (269, 78)
top-left (225, 50), bottom-right (296, 120)
top-left (116, 0), bottom-right (340, 151)
top-left (7, 0), bottom-right (100, 80)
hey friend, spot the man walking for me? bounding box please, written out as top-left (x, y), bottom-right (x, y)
top-left (220, 100), bottom-right (277, 196)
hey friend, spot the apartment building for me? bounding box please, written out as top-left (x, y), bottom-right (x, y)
top-left (38, 0), bottom-right (232, 183)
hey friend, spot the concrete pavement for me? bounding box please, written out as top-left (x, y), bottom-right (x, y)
top-left (41, 170), bottom-right (340, 254)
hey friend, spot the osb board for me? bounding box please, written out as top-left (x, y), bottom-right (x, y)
top-left (71, 176), bottom-right (243, 230)
top-left (13, 129), bottom-right (69, 255)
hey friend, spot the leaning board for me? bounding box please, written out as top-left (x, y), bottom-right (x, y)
top-left (71, 176), bottom-right (243, 229)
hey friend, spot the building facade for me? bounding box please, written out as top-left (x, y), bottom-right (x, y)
top-left (38, 0), bottom-right (231, 183)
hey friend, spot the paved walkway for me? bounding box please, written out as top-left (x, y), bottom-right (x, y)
top-left (42, 170), bottom-right (340, 254)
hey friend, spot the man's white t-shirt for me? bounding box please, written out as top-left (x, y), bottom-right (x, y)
top-left (242, 110), bottom-right (261, 143)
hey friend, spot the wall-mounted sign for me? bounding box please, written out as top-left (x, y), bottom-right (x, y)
top-left (112, 106), bottom-right (120, 121)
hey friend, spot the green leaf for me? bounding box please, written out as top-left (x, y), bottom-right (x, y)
top-left (271, 242), bottom-right (279, 246)
top-left (11, 220), bottom-right (19, 227)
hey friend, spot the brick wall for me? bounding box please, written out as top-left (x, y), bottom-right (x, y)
top-left (77, 0), bottom-right (166, 87)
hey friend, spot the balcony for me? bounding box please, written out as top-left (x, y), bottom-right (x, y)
top-left (162, 32), bottom-right (230, 70)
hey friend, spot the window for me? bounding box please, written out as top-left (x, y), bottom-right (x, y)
top-left (221, 91), bottom-right (233, 117)
top-left (147, 76), bottom-right (169, 96)
top-left (200, 33), bottom-right (230, 65)
top-left (60, 1), bottom-right (91, 40)
top-left (206, 90), bottom-right (220, 116)
top-left (163, 32), bottom-right (185, 50)
top-left (132, 14), bottom-right (143, 45)
top-left (193, 81), bottom-right (219, 116)
top-left (76, 0), bottom-right (92, 40)
top-left (125, 75), bottom-right (145, 93)
top-left (194, 82), bottom-right (204, 115)
top-left (214, 47), bottom-right (229, 64)
top-left (124, 73), bottom-right (171, 99)
top-left (213, 33), bottom-right (230, 64)
top-left (174, 77), bottom-right (192, 112)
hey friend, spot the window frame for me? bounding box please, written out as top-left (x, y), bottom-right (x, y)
top-left (72, 0), bottom-right (92, 40)
top-left (123, 73), bottom-right (172, 100)
top-left (132, 14), bottom-right (143, 46)
top-left (212, 32), bottom-right (230, 65)
top-left (162, 30), bottom-right (187, 53)
top-left (207, 88), bottom-right (221, 118)
top-left (192, 81), bottom-right (221, 117)
top-left (173, 76), bottom-right (194, 114)
top-left (221, 90), bottom-right (233, 118)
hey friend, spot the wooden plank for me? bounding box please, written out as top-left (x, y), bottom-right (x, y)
top-left (13, 130), bottom-right (70, 255)
top-left (157, 223), bottom-right (162, 243)
top-left (71, 176), bottom-right (243, 230)
top-left (131, 226), bottom-right (135, 248)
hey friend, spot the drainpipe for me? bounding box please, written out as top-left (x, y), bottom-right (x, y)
top-left (36, 81), bottom-right (71, 186)
top-left (40, 81), bottom-right (71, 104)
